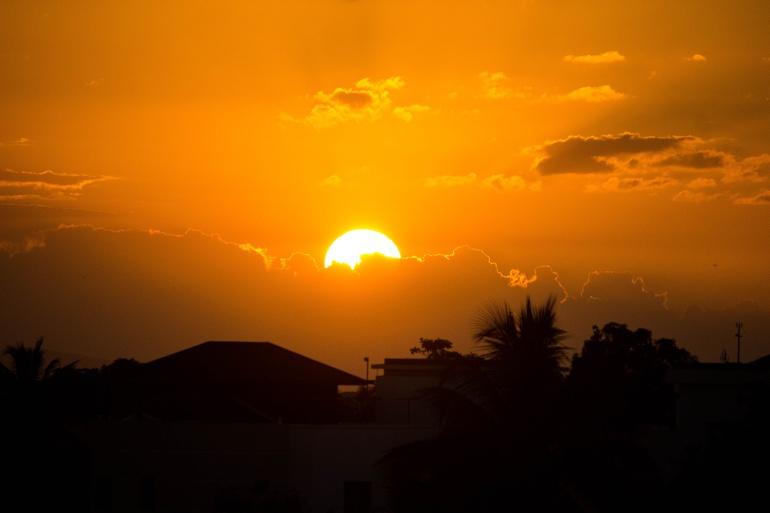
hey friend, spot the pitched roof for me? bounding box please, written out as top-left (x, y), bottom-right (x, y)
top-left (144, 341), bottom-right (365, 385)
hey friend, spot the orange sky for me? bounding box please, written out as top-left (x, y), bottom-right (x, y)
top-left (1, 0), bottom-right (768, 373)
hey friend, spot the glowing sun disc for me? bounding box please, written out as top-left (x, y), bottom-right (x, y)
top-left (324, 229), bottom-right (401, 269)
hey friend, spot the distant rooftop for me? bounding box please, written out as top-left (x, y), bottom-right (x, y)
top-left (145, 341), bottom-right (365, 385)
top-left (372, 358), bottom-right (447, 367)
top-left (671, 355), bottom-right (770, 385)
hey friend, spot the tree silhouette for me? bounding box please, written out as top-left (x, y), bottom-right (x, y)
top-left (0, 336), bottom-right (83, 423)
top-left (568, 322), bottom-right (697, 430)
top-left (473, 295), bottom-right (567, 382)
top-left (381, 296), bottom-right (572, 512)
top-left (0, 338), bottom-right (91, 511)
top-left (410, 337), bottom-right (462, 359)
top-left (1, 337), bottom-right (69, 386)
top-left (456, 295), bottom-right (568, 431)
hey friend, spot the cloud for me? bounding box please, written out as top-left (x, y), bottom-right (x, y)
top-left (0, 226), bottom-right (767, 370)
top-left (533, 133), bottom-right (691, 175)
top-left (686, 177), bottom-right (718, 189)
top-left (482, 174), bottom-right (527, 191)
top-left (392, 104), bottom-right (430, 122)
top-left (0, 227), bottom-right (568, 369)
top-left (424, 173), bottom-right (477, 188)
top-left (563, 51), bottom-right (626, 64)
top-left (655, 151), bottom-right (727, 169)
top-left (320, 174), bottom-right (342, 187)
top-left (0, 204), bottom-right (109, 249)
top-left (723, 154), bottom-right (770, 183)
top-left (478, 75), bottom-right (621, 103)
top-left (577, 271), bottom-right (668, 309)
top-left (587, 175), bottom-right (679, 193)
top-left (733, 189), bottom-right (770, 206)
top-left (531, 133), bottom-right (770, 204)
top-left (0, 169), bottom-right (114, 202)
top-left (686, 54), bottom-right (707, 62)
top-left (557, 85), bottom-right (625, 103)
top-left (287, 77), bottom-right (428, 128)
top-left (479, 71), bottom-right (517, 99)
top-left (424, 172), bottom-right (539, 191)
top-left (0, 137), bottom-right (30, 147)
top-left (673, 189), bottom-right (720, 203)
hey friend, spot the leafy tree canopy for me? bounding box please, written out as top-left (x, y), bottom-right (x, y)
top-left (410, 338), bottom-right (462, 359)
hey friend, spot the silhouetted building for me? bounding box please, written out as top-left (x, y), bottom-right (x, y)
top-left (671, 356), bottom-right (770, 443)
top-left (138, 341), bottom-right (366, 423)
top-left (372, 358), bottom-right (447, 425)
top-left (81, 342), bottom-right (436, 513)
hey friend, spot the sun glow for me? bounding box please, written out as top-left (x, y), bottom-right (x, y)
top-left (324, 229), bottom-right (401, 269)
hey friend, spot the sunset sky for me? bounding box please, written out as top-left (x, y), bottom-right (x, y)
top-left (1, 0), bottom-right (769, 373)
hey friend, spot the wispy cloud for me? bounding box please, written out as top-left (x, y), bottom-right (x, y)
top-left (425, 172), bottom-right (539, 191)
top-left (424, 173), bottom-right (478, 188)
top-left (563, 51), bottom-right (626, 64)
top-left (685, 54), bottom-right (707, 62)
top-left (0, 169), bottom-right (114, 202)
top-left (673, 189), bottom-right (720, 203)
top-left (557, 85), bottom-right (626, 103)
top-left (587, 176), bottom-right (679, 193)
top-left (320, 174), bottom-right (342, 187)
top-left (686, 177), bottom-right (718, 189)
top-left (482, 174), bottom-right (528, 191)
top-left (393, 104), bottom-right (430, 122)
top-left (733, 189), bottom-right (770, 206)
top-left (0, 137), bottom-right (31, 147)
top-left (479, 71), bottom-right (522, 99)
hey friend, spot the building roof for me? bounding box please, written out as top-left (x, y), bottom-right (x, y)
top-left (749, 354), bottom-right (770, 370)
top-left (371, 358), bottom-right (453, 377)
top-left (372, 358), bottom-right (446, 368)
top-left (144, 341), bottom-right (365, 385)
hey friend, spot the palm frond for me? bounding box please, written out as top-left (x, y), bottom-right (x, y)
top-left (472, 301), bottom-right (518, 359)
top-left (43, 358), bottom-right (62, 380)
top-left (3, 336), bottom-right (59, 383)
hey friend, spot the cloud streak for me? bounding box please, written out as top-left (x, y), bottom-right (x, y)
top-left (424, 172), bottom-right (539, 191)
top-left (556, 85), bottom-right (626, 103)
top-left (734, 189), bottom-right (770, 206)
top-left (0, 169), bottom-right (114, 202)
top-left (563, 51), bottom-right (626, 64)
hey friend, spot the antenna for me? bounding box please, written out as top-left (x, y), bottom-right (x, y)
top-left (735, 321), bottom-right (743, 364)
top-left (364, 356), bottom-right (370, 389)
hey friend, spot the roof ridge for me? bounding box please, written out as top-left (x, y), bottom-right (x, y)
top-left (144, 340), bottom-right (365, 384)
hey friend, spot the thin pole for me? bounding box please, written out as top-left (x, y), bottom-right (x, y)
top-left (735, 321), bottom-right (743, 364)
top-left (364, 356), bottom-right (369, 389)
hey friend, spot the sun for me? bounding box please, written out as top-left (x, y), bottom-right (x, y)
top-left (324, 229), bottom-right (401, 269)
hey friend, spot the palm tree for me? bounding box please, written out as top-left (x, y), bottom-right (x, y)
top-left (380, 296), bottom-right (572, 512)
top-left (438, 295), bottom-right (568, 431)
top-left (1, 337), bottom-right (80, 425)
top-left (1, 337), bottom-right (63, 385)
top-left (473, 295), bottom-right (567, 386)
